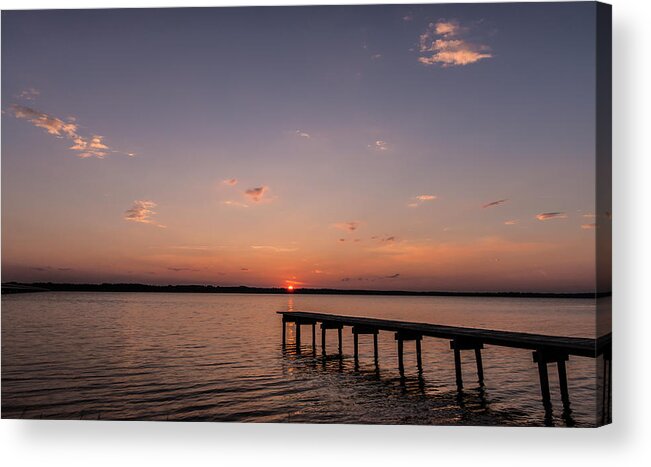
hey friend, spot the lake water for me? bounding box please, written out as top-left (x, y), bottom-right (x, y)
top-left (1, 292), bottom-right (608, 426)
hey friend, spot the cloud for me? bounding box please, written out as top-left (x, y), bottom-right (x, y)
top-left (295, 130), bottom-right (311, 139)
top-left (403, 14), bottom-right (414, 22)
top-left (581, 223), bottom-right (597, 229)
top-left (381, 236), bottom-right (396, 242)
top-left (536, 212), bottom-right (567, 221)
top-left (582, 213), bottom-right (596, 218)
top-left (434, 21), bottom-right (460, 37)
top-left (244, 186), bottom-right (268, 202)
top-left (17, 88), bottom-right (40, 100)
top-left (167, 267), bottom-right (200, 272)
top-left (418, 21), bottom-right (493, 67)
top-left (367, 140), bottom-right (388, 152)
top-left (483, 199), bottom-right (508, 208)
top-left (251, 245), bottom-right (298, 252)
top-left (371, 53), bottom-right (382, 60)
top-left (223, 178), bottom-right (238, 186)
top-left (504, 220), bottom-right (518, 225)
top-left (409, 194), bottom-right (438, 207)
top-left (222, 200), bottom-right (249, 208)
top-left (8, 104), bottom-right (131, 159)
top-left (333, 221), bottom-right (360, 232)
top-left (124, 200), bottom-right (165, 227)
top-left (385, 273), bottom-right (400, 279)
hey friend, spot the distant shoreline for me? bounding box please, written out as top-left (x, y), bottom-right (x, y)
top-left (1, 282), bottom-right (608, 299)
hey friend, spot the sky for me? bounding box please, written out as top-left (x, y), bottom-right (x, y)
top-left (1, 3), bottom-right (604, 292)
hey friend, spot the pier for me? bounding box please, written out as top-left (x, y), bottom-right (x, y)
top-left (278, 311), bottom-right (611, 417)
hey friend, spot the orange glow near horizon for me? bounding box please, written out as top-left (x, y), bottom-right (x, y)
top-left (287, 285), bottom-right (294, 292)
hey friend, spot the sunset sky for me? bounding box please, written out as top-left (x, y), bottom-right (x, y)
top-left (2, 3), bottom-right (602, 292)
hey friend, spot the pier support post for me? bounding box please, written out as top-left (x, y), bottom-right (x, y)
top-left (453, 347), bottom-right (463, 390)
top-left (373, 333), bottom-right (379, 366)
top-left (557, 359), bottom-right (570, 410)
top-left (395, 331), bottom-right (422, 376)
top-left (338, 327), bottom-right (342, 356)
top-left (282, 317), bottom-right (287, 347)
top-left (352, 326), bottom-right (380, 366)
top-left (536, 358), bottom-right (551, 411)
top-left (475, 347), bottom-right (484, 385)
top-left (450, 339), bottom-right (484, 389)
top-left (312, 323), bottom-right (316, 353)
top-left (533, 350), bottom-right (570, 413)
top-left (397, 337), bottom-right (404, 376)
top-left (354, 332), bottom-right (359, 365)
top-left (321, 321), bottom-right (344, 357)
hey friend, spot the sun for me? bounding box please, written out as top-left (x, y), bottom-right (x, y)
top-left (287, 285), bottom-right (294, 292)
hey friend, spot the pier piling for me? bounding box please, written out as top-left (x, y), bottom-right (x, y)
top-left (278, 311), bottom-right (610, 415)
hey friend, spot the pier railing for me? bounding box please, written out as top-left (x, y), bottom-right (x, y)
top-left (278, 311), bottom-right (611, 418)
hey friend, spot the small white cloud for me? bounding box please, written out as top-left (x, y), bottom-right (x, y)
top-left (295, 130), bottom-right (311, 139)
top-left (368, 140), bottom-right (389, 152)
top-left (244, 186), bottom-right (268, 202)
top-left (418, 20), bottom-right (493, 67)
top-left (536, 212), bottom-right (567, 221)
top-left (9, 104), bottom-right (132, 159)
top-left (222, 200), bottom-right (249, 208)
top-left (251, 245), bottom-right (298, 252)
top-left (17, 88), bottom-right (40, 100)
top-left (124, 200), bottom-right (165, 227)
top-left (333, 221), bottom-right (360, 232)
top-left (409, 194), bottom-right (438, 207)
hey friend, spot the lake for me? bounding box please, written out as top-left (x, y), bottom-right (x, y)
top-left (1, 292), bottom-right (607, 426)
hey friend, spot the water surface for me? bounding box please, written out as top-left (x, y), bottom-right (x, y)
top-left (2, 292), bottom-right (605, 426)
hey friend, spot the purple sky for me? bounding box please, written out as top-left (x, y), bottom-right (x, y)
top-left (2, 3), bottom-right (603, 292)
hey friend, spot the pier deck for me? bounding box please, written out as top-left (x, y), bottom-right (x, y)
top-left (277, 311), bottom-right (611, 418)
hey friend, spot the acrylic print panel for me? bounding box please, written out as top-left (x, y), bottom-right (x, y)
top-left (1, 2), bottom-right (611, 427)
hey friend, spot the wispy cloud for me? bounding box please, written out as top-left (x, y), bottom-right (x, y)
top-left (124, 200), bottom-right (165, 227)
top-left (504, 220), bottom-right (518, 225)
top-left (536, 212), bottom-right (567, 221)
top-left (581, 223), bottom-right (597, 229)
top-left (403, 13), bottom-right (414, 22)
top-left (409, 194), bottom-right (437, 207)
top-left (17, 88), bottom-right (40, 100)
top-left (483, 199), bottom-right (508, 208)
top-left (251, 245), bottom-right (298, 252)
top-left (222, 200), bottom-right (249, 208)
top-left (295, 130), bottom-right (311, 139)
top-left (367, 140), bottom-right (389, 152)
top-left (333, 221), bottom-right (361, 232)
top-left (418, 20), bottom-right (493, 67)
top-left (9, 104), bottom-right (132, 158)
top-left (167, 267), bottom-right (200, 272)
top-left (371, 53), bottom-right (382, 60)
top-left (244, 186), bottom-right (268, 202)
top-left (222, 178), bottom-right (238, 186)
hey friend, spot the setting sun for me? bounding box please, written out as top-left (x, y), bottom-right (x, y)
top-left (287, 285), bottom-right (294, 292)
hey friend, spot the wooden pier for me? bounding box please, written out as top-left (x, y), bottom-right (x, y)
top-left (278, 311), bottom-right (611, 416)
